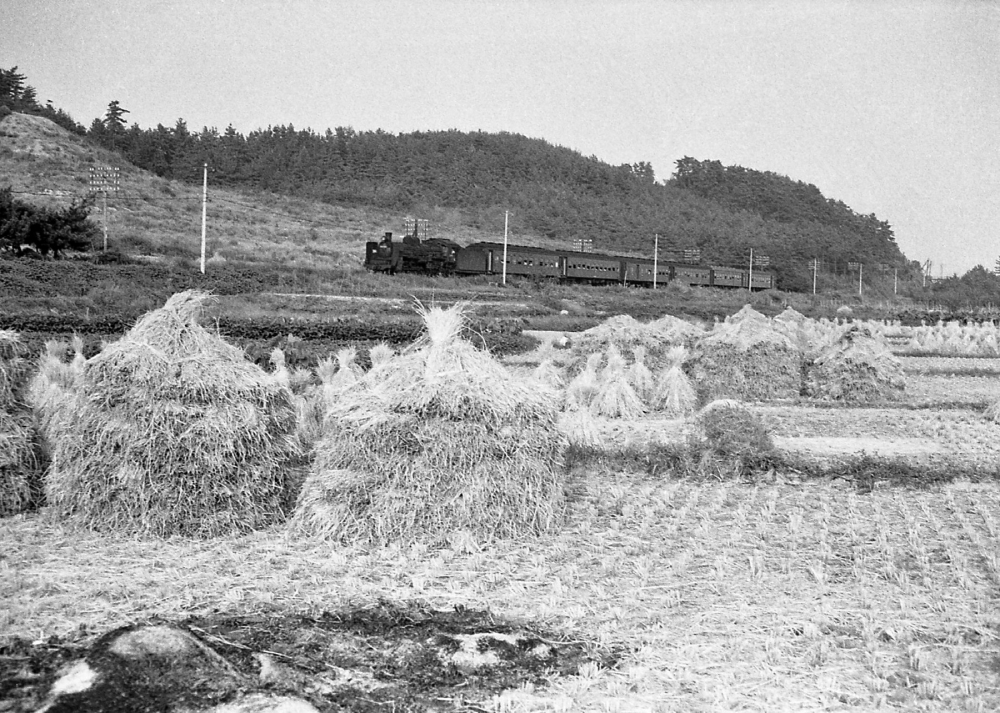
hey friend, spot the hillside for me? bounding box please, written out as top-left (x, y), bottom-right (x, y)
top-left (92, 117), bottom-right (915, 290)
top-left (0, 112), bottom-right (511, 274)
top-left (3, 105), bottom-right (917, 301)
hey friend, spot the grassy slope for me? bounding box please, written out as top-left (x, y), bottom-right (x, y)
top-left (0, 112), bottom-right (514, 274)
top-left (2, 112), bottom-right (908, 324)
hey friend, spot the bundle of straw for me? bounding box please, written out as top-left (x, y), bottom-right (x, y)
top-left (27, 340), bottom-right (85, 450)
top-left (42, 291), bottom-right (300, 537)
top-left (290, 303), bottom-right (565, 545)
top-left (532, 359), bottom-right (565, 392)
top-left (0, 330), bottom-right (29, 407)
top-left (324, 347), bottom-right (363, 394)
top-left (367, 342), bottom-right (395, 368)
top-left (0, 409), bottom-right (42, 516)
top-left (590, 344), bottom-right (646, 419)
top-left (0, 330), bottom-right (44, 516)
top-left (628, 345), bottom-right (655, 404)
top-left (652, 365), bottom-right (697, 416)
top-left (564, 352), bottom-right (602, 411)
top-left (557, 407), bottom-right (603, 449)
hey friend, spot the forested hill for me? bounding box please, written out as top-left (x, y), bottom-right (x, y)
top-left (93, 121), bottom-right (909, 289)
top-left (2, 65), bottom-right (912, 291)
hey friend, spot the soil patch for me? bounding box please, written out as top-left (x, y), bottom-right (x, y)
top-left (0, 601), bottom-right (619, 712)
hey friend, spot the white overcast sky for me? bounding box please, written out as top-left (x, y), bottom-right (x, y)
top-left (2, 0), bottom-right (998, 275)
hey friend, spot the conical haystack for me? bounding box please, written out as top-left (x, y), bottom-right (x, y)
top-left (564, 352), bottom-right (602, 411)
top-left (0, 330), bottom-right (44, 516)
top-left (532, 359), bottom-right (565, 391)
top-left (773, 307), bottom-right (807, 325)
top-left (652, 363), bottom-right (697, 416)
top-left (42, 291), bottom-right (300, 537)
top-left (690, 316), bottom-right (800, 401)
top-left (590, 344), bottom-right (645, 419)
top-left (725, 304), bottom-right (770, 325)
top-left (804, 324), bottom-right (906, 403)
top-left (291, 303), bottom-right (565, 545)
top-left (646, 314), bottom-right (705, 347)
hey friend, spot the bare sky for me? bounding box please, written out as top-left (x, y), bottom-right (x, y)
top-left (3, 0), bottom-right (997, 275)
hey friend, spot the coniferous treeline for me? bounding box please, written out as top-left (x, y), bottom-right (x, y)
top-left (0, 67), bottom-right (86, 134)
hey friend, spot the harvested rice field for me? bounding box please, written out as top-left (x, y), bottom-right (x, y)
top-left (4, 318), bottom-right (1000, 711)
top-left (3, 474), bottom-right (1000, 711)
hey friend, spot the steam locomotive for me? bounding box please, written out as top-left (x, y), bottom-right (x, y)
top-left (364, 233), bottom-right (774, 290)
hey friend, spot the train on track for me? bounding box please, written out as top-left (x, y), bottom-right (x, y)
top-left (364, 231), bottom-right (774, 290)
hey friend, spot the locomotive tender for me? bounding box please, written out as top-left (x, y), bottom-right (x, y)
top-left (365, 235), bottom-right (774, 290)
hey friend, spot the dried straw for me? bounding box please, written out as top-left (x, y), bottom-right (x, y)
top-left (0, 330), bottom-right (29, 408)
top-left (804, 324), bottom-right (906, 403)
top-left (570, 313), bottom-right (703, 373)
top-left (628, 346), bottom-right (655, 403)
top-left (590, 345), bottom-right (646, 419)
top-left (532, 359), bottom-right (566, 391)
top-left (564, 352), bottom-right (602, 411)
top-left (1, 330), bottom-right (44, 516)
top-left (0, 409), bottom-right (43, 516)
top-left (290, 303), bottom-right (565, 545)
top-left (367, 342), bottom-right (395, 367)
top-left (690, 316), bottom-right (800, 402)
top-left (41, 291), bottom-right (300, 537)
top-left (652, 363), bottom-right (698, 416)
top-left (725, 304), bottom-right (770, 325)
top-left (557, 407), bottom-right (603, 449)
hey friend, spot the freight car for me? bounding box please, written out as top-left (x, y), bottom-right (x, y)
top-left (365, 236), bottom-right (774, 289)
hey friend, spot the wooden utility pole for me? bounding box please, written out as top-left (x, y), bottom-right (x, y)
top-left (88, 166), bottom-right (119, 251)
top-left (200, 163), bottom-right (208, 274)
top-left (653, 233), bottom-right (659, 289)
top-left (502, 210), bottom-right (508, 285)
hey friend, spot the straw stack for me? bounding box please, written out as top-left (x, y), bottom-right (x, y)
top-left (532, 359), bottom-right (566, 392)
top-left (290, 303), bottom-right (565, 545)
top-left (41, 291), bottom-right (300, 537)
top-left (564, 352), bottom-right (603, 411)
top-left (652, 347), bottom-right (697, 416)
top-left (690, 398), bottom-right (775, 464)
top-left (725, 304), bottom-right (771, 325)
top-left (628, 346), bottom-right (655, 403)
top-left (0, 330), bottom-right (43, 516)
top-left (804, 324), bottom-right (906, 403)
top-left (590, 344), bottom-right (646, 419)
top-left (690, 313), bottom-right (800, 401)
top-left (570, 313), bottom-right (703, 373)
